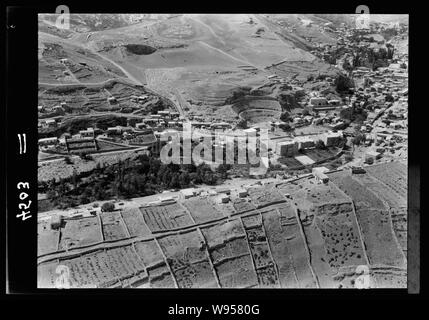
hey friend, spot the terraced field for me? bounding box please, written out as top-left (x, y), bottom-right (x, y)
top-left (38, 163), bottom-right (408, 288)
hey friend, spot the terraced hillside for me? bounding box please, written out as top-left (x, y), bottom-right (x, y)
top-left (38, 162), bottom-right (407, 288)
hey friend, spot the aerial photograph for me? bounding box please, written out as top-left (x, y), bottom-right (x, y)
top-left (37, 13), bottom-right (408, 289)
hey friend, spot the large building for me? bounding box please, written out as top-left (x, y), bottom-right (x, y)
top-left (323, 131), bottom-right (343, 147)
top-left (276, 140), bottom-right (298, 157)
top-left (295, 136), bottom-right (315, 150)
top-left (309, 97), bottom-right (337, 111)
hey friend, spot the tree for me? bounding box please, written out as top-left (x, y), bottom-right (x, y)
top-left (335, 73), bottom-right (354, 92)
top-left (279, 123), bottom-right (292, 131)
top-left (352, 133), bottom-right (366, 146)
top-left (101, 202), bottom-right (115, 212)
top-left (280, 111), bottom-right (291, 122)
top-left (79, 152), bottom-right (93, 161)
top-left (64, 156), bottom-right (73, 165)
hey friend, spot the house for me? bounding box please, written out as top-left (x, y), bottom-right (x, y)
top-left (181, 188), bottom-right (196, 199)
top-left (219, 195), bottom-right (230, 203)
top-left (351, 166), bottom-right (366, 174)
top-left (365, 150), bottom-right (381, 163)
top-left (79, 128), bottom-right (95, 138)
top-left (237, 189), bottom-right (248, 198)
top-left (38, 137), bottom-right (58, 146)
top-left (107, 126), bottom-right (124, 135)
top-left (50, 215), bottom-right (62, 230)
top-left (45, 119), bottom-right (57, 128)
top-left (217, 188), bottom-right (231, 195)
top-left (313, 170), bottom-right (329, 184)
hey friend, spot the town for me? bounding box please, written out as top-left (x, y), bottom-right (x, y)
top-left (37, 13), bottom-right (408, 289)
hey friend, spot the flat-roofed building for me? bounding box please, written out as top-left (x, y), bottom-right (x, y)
top-left (276, 140), bottom-right (298, 157)
top-left (38, 137), bottom-right (58, 146)
top-left (323, 131), bottom-right (343, 147)
top-left (181, 188), bottom-right (196, 199)
top-left (313, 170), bottom-right (329, 184)
top-left (79, 127), bottom-right (95, 138)
top-left (296, 136), bottom-right (315, 150)
top-left (45, 119), bottom-right (57, 128)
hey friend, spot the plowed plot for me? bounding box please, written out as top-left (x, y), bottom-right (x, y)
top-left (245, 225), bottom-right (266, 243)
top-left (141, 203), bottom-right (194, 232)
top-left (201, 219), bottom-right (245, 247)
top-left (366, 162), bottom-right (407, 198)
top-left (38, 220), bottom-right (59, 256)
top-left (182, 197), bottom-right (224, 224)
top-left (300, 217), bottom-right (337, 288)
top-left (208, 237), bottom-right (250, 265)
top-left (352, 173), bottom-right (406, 208)
top-left (38, 261), bottom-right (59, 288)
top-left (216, 202), bottom-right (236, 217)
top-left (316, 213), bottom-right (366, 269)
top-left (157, 230), bottom-right (207, 271)
top-left (390, 208), bottom-right (407, 253)
top-left (276, 178), bottom-right (310, 196)
top-left (372, 268), bottom-right (407, 288)
top-left (215, 254), bottom-right (258, 288)
top-left (262, 208), bottom-right (316, 288)
top-left (249, 242), bottom-right (272, 269)
top-left (328, 172), bottom-right (386, 210)
top-left (60, 250), bottom-right (118, 288)
top-left (248, 186), bottom-right (285, 208)
top-left (232, 198), bottom-right (256, 213)
top-left (242, 213), bottom-right (262, 229)
top-left (59, 217), bottom-right (102, 250)
top-left (134, 240), bottom-right (165, 268)
top-left (309, 202), bottom-right (354, 217)
top-left (148, 264), bottom-right (176, 288)
top-left (121, 208), bottom-right (151, 237)
top-left (174, 260), bottom-right (219, 288)
top-left (354, 209), bottom-right (406, 268)
top-left (100, 211), bottom-right (128, 241)
top-left (304, 181), bottom-right (350, 206)
top-left (104, 245), bottom-right (146, 281)
top-left (256, 264), bottom-right (280, 288)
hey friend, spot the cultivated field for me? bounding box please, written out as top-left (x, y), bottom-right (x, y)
top-left (58, 217), bottom-right (102, 250)
top-left (248, 186), bottom-right (285, 208)
top-left (140, 203), bottom-right (194, 232)
top-left (182, 197), bottom-right (224, 224)
top-left (100, 211), bottom-right (129, 241)
top-left (38, 220), bottom-right (60, 256)
top-left (121, 207), bottom-right (152, 237)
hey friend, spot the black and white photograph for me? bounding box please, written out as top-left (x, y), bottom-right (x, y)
top-left (32, 12), bottom-right (410, 289)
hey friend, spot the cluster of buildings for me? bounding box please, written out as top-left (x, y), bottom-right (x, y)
top-left (275, 131), bottom-right (343, 157)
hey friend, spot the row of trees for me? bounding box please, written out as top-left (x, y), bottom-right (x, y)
top-left (40, 155), bottom-right (223, 209)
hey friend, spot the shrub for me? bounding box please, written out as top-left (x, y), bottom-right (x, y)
top-left (64, 156), bottom-right (73, 164)
top-left (101, 202), bottom-right (115, 212)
